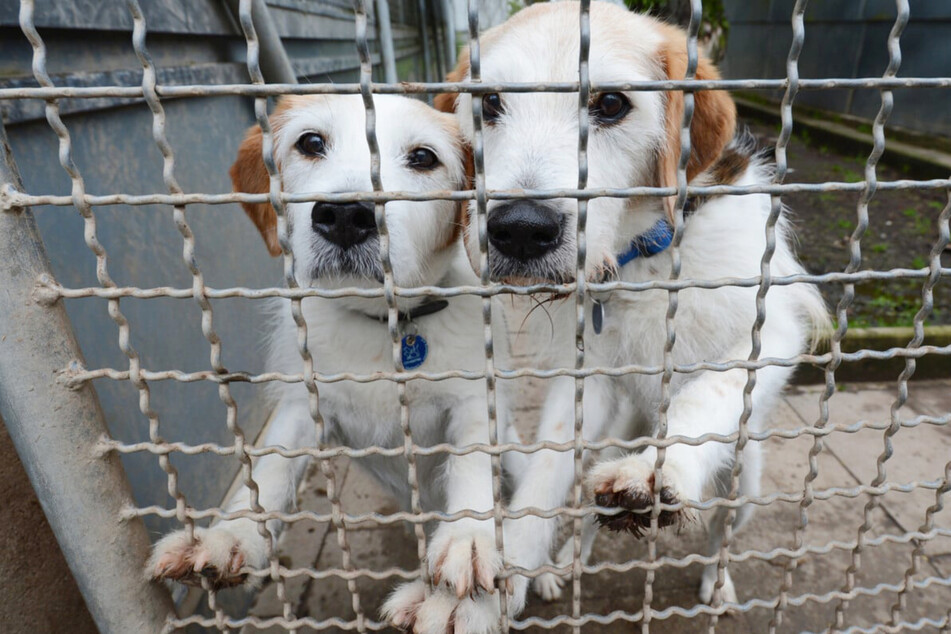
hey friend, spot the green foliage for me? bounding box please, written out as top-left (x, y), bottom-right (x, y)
top-left (624, 0), bottom-right (729, 58)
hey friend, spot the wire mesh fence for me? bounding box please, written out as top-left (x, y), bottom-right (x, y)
top-left (1, 0), bottom-right (950, 632)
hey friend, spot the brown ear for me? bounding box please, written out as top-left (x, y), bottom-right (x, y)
top-left (434, 47), bottom-right (471, 114)
top-left (229, 125), bottom-right (282, 256)
top-left (656, 25), bottom-right (736, 219)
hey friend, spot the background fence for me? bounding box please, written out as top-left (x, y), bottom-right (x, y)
top-left (0, 0), bottom-right (949, 632)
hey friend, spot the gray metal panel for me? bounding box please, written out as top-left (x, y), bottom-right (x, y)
top-left (0, 0), bottom-right (235, 34)
top-left (804, 2), bottom-right (863, 22)
top-left (868, 0), bottom-right (951, 20)
top-left (722, 0), bottom-right (951, 136)
top-left (795, 22), bottom-right (865, 114)
top-left (1, 0), bottom-right (436, 541)
top-left (855, 21), bottom-right (951, 136)
top-left (723, 0), bottom-right (771, 23)
top-left (5, 97), bottom-right (278, 535)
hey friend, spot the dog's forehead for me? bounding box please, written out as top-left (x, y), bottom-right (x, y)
top-left (278, 95), bottom-right (457, 151)
top-left (478, 2), bottom-right (663, 83)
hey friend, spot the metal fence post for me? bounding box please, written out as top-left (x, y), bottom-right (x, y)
top-left (0, 121), bottom-right (175, 632)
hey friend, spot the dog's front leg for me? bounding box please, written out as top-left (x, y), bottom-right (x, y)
top-left (426, 398), bottom-right (503, 599)
top-left (148, 398), bottom-right (315, 589)
top-left (384, 377), bottom-right (616, 632)
top-left (383, 397), bottom-right (502, 631)
top-left (588, 333), bottom-right (802, 603)
top-left (502, 374), bottom-right (616, 615)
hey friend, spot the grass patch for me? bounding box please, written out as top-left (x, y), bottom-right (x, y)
top-left (836, 218), bottom-right (855, 231)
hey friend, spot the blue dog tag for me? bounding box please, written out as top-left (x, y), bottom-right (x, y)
top-left (401, 333), bottom-right (428, 370)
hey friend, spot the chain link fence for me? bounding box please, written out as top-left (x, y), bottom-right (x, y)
top-left (1, 0), bottom-right (949, 632)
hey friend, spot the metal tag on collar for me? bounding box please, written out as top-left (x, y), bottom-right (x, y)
top-left (592, 300), bottom-right (604, 335)
top-left (399, 321), bottom-right (428, 370)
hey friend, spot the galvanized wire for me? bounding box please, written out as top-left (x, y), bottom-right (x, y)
top-left (16, 4), bottom-right (198, 624)
top-left (7, 179), bottom-right (951, 214)
top-left (242, 0), bottom-right (367, 630)
top-left (354, 0), bottom-right (429, 619)
top-left (5, 0), bottom-right (950, 631)
top-left (127, 2), bottom-right (298, 629)
top-left (831, 2), bottom-right (913, 628)
top-left (643, 0), bottom-right (699, 628)
top-left (762, 0), bottom-right (809, 627)
top-left (464, 0), bottom-right (512, 624)
top-left (570, 1), bottom-right (592, 631)
top-left (4, 76), bottom-right (951, 102)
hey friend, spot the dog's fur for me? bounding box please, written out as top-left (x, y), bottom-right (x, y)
top-left (147, 95), bottom-right (524, 604)
top-left (385, 2), bottom-right (829, 630)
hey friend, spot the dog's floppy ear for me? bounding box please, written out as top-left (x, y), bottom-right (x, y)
top-left (434, 46), bottom-right (470, 114)
top-left (229, 124), bottom-right (282, 256)
top-left (656, 25), bottom-right (736, 219)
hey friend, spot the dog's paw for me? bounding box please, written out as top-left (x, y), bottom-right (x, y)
top-left (428, 526), bottom-right (502, 598)
top-left (532, 570), bottom-right (565, 602)
top-left (382, 580), bottom-right (428, 631)
top-left (385, 585), bottom-right (502, 634)
top-left (383, 581), bottom-right (501, 633)
top-left (587, 454), bottom-right (694, 537)
top-left (699, 566), bottom-right (738, 605)
top-left (147, 526), bottom-right (265, 590)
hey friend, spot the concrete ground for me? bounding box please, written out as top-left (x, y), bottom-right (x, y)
top-left (0, 420), bottom-right (98, 634)
top-left (243, 320), bottom-right (951, 633)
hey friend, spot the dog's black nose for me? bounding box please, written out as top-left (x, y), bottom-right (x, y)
top-left (487, 202), bottom-right (562, 261)
top-left (311, 201), bottom-right (377, 249)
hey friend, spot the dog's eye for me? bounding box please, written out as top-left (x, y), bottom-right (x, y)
top-left (295, 132), bottom-right (326, 157)
top-left (407, 147), bottom-right (439, 170)
top-left (481, 93), bottom-right (503, 123)
top-left (590, 93), bottom-right (632, 125)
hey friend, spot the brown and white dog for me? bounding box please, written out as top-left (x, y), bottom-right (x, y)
top-left (384, 2), bottom-right (828, 631)
top-left (147, 95), bottom-right (526, 608)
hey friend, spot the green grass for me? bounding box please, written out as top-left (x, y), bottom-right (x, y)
top-left (871, 243), bottom-right (888, 254)
top-left (912, 256), bottom-right (928, 269)
top-left (836, 218), bottom-right (855, 231)
top-left (842, 168), bottom-right (863, 183)
top-left (902, 207), bottom-right (932, 235)
top-left (829, 164), bottom-right (863, 182)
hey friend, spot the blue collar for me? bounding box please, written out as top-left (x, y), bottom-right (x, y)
top-left (616, 218), bottom-right (674, 267)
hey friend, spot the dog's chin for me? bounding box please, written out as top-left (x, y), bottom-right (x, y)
top-left (495, 273), bottom-right (574, 286)
top-left (309, 269), bottom-right (384, 287)
top-left (488, 255), bottom-right (618, 286)
top-left (308, 259), bottom-right (384, 287)
top-left (488, 257), bottom-right (574, 286)
top-left (306, 242), bottom-right (385, 287)
top-left (486, 245), bottom-right (587, 286)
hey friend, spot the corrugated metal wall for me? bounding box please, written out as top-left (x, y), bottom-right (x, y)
top-left (0, 0), bottom-right (440, 543)
top-left (721, 0), bottom-right (951, 136)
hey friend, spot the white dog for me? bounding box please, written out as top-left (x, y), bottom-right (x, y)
top-left (147, 95), bottom-right (523, 610)
top-left (385, 2), bottom-right (828, 630)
